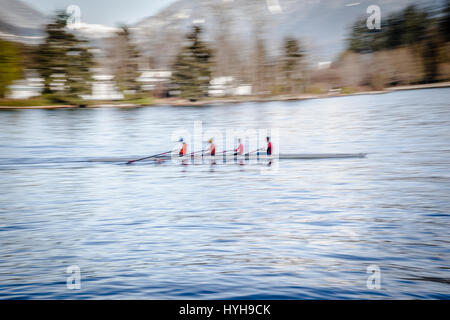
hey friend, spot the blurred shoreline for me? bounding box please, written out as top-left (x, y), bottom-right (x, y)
top-left (1, 82), bottom-right (449, 109)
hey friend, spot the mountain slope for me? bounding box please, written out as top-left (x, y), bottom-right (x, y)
top-left (133, 0), bottom-right (439, 68)
top-left (0, 0), bottom-right (48, 43)
top-left (0, 0), bottom-right (119, 45)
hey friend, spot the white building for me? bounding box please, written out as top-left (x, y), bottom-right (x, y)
top-left (7, 73), bottom-right (44, 99)
top-left (317, 61), bottom-right (332, 70)
top-left (208, 76), bottom-right (252, 97)
top-left (208, 76), bottom-right (233, 97)
top-left (81, 74), bottom-right (124, 101)
top-left (137, 70), bottom-right (172, 91)
top-left (232, 85), bottom-right (252, 96)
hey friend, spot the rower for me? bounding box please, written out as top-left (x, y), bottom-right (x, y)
top-left (266, 136), bottom-right (272, 155)
top-left (234, 138), bottom-right (244, 156)
top-left (207, 138), bottom-right (216, 156)
top-left (179, 138), bottom-right (187, 157)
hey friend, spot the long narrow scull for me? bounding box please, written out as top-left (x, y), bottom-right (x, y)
top-left (89, 153), bottom-right (367, 163)
top-left (152, 153), bottom-right (367, 161)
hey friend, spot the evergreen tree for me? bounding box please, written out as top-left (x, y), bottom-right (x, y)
top-left (0, 40), bottom-right (21, 98)
top-left (282, 37), bottom-right (304, 93)
top-left (422, 35), bottom-right (440, 83)
top-left (441, 0), bottom-right (450, 42)
top-left (36, 12), bottom-right (93, 104)
top-left (347, 19), bottom-right (372, 53)
top-left (345, 4), bottom-right (447, 84)
top-left (402, 5), bottom-right (428, 46)
top-left (170, 26), bottom-right (212, 101)
top-left (348, 5), bottom-right (432, 53)
top-left (347, 18), bottom-right (384, 53)
top-left (383, 13), bottom-right (406, 49)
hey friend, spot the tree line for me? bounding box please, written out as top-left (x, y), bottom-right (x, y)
top-left (344, 3), bottom-right (450, 86)
top-left (170, 26), bottom-right (307, 100)
top-left (0, 11), bottom-right (306, 103)
top-left (1, 2), bottom-right (449, 102)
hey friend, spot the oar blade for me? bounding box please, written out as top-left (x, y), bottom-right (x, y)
top-left (125, 150), bottom-right (174, 165)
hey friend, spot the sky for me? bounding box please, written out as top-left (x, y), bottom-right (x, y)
top-left (21, 0), bottom-right (177, 26)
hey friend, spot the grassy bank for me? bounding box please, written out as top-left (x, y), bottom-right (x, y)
top-left (156, 82), bottom-right (450, 107)
top-left (1, 82), bottom-right (449, 109)
top-left (0, 96), bottom-right (58, 107)
top-left (0, 94), bottom-right (154, 109)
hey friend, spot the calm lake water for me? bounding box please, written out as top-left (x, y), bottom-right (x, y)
top-left (0, 88), bottom-right (449, 299)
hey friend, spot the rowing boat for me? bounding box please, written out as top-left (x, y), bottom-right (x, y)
top-left (153, 153), bottom-right (367, 160)
top-left (89, 153), bottom-right (367, 163)
top-left (271, 153), bottom-right (366, 159)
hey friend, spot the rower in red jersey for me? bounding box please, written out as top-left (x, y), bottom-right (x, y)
top-left (179, 138), bottom-right (187, 157)
top-left (207, 138), bottom-right (216, 166)
top-left (234, 138), bottom-right (244, 156)
top-left (266, 136), bottom-right (272, 155)
top-left (207, 138), bottom-right (216, 156)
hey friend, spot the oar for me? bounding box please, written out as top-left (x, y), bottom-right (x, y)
top-left (217, 149), bottom-right (234, 156)
top-left (188, 149), bottom-right (206, 156)
top-left (126, 150), bottom-right (175, 165)
top-left (244, 148), bottom-right (265, 156)
top-left (175, 149), bottom-right (206, 160)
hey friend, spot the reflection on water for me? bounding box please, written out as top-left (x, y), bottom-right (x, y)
top-left (0, 88), bottom-right (449, 299)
